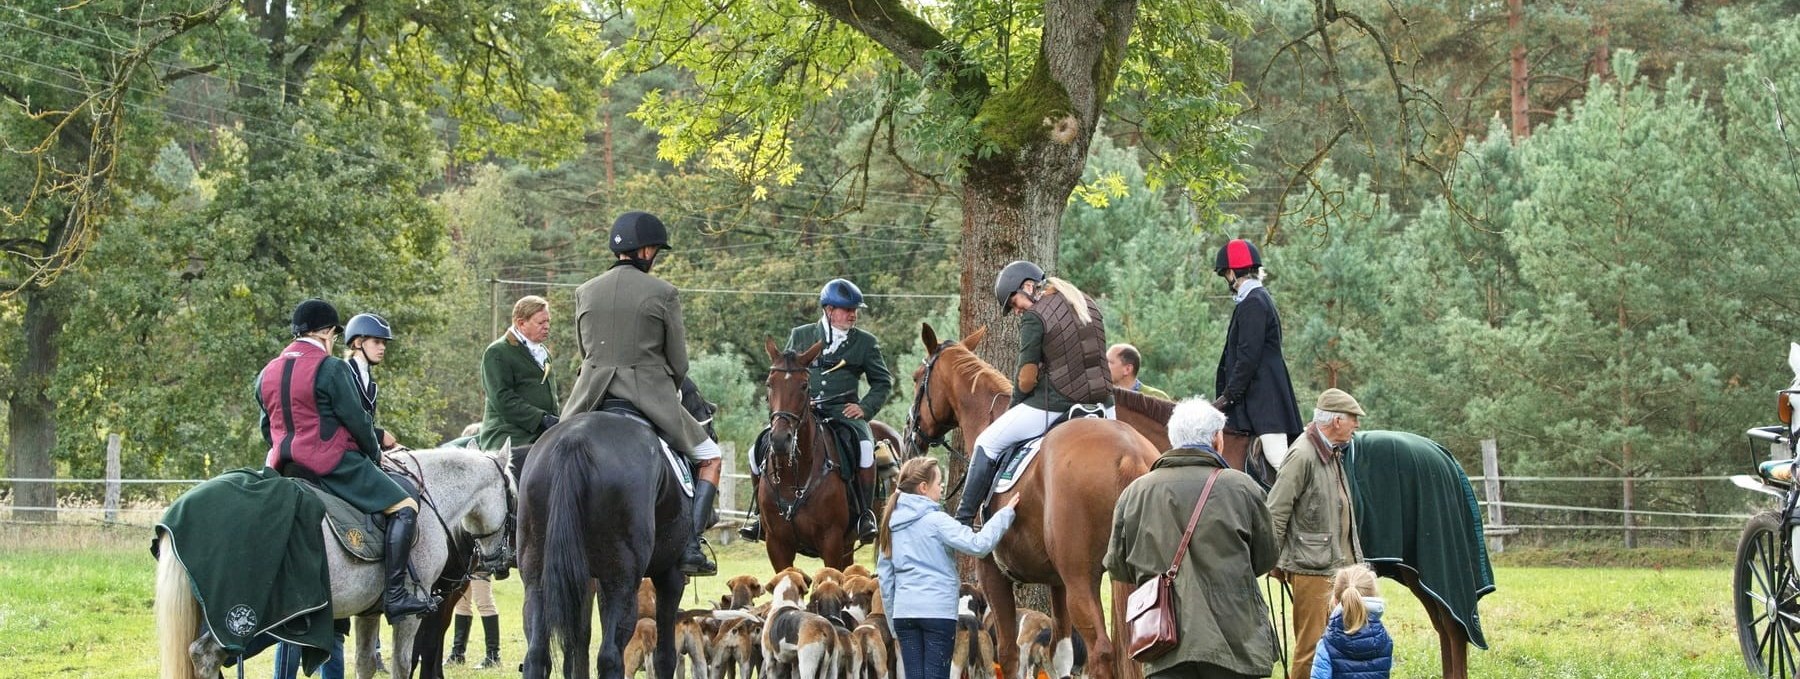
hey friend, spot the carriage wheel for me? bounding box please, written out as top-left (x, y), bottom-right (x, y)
top-left (1738, 509), bottom-right (1800, 679)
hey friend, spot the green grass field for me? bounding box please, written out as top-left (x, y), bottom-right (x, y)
top-left (0, 524), bottom-right (1748, 679)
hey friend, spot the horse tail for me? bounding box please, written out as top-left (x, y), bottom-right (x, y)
top-left (539, 434), bottom-right (598, 663)
top-left (1110, 577), bottom-right (1140, 679)
top-left (155, 531), bottom-right (200, 679)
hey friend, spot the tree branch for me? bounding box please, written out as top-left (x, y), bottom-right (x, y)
top-left (289, 1), bottom-right (364, 82)
top-left (161, 63), bottom-right (222, 84)
top-left (801, 0), bottom-right (989, 104)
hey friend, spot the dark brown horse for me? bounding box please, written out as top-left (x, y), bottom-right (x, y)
top-left (758, 338), bottom-right (858, 570)
top-left (1110, 389), bottom-right (1476, 679)
top-left (903, 324), bottom-right (1157, 679)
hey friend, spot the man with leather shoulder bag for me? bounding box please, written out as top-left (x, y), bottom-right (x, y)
top-left (1105, 397), bottom-right (1279, 679)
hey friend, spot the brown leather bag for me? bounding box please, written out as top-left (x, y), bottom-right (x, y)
top-left (1125, 470), bottom-right (1222, 662)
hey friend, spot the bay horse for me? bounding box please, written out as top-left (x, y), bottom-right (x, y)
top-left (519, 412), bottom-right (693, 679)
top-left (1111, 389), bottom-right (1482, 679)
top-left (902, 323), bottom-right (1158, 679)
top-left (154, 447), bottom-right (516, 679)
top-left (758, 338), bottom-right (858, 570)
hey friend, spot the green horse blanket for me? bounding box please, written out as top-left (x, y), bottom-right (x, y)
top-left (154, 467), bottom-right (334, 671)
top-left (1345, 430), bottom-right (1496, 649)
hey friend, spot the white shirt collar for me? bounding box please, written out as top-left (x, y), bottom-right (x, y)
top-left (1232, 276), bottom-right (1264, 304)
top-left (820, 314), bottom-right (849, 354)
top-left (296, 337), bottom-right (327, 351)
top-left (348, 355), bottom-right (373, 388)
top-left (510, 326), bottom-right (548, 368)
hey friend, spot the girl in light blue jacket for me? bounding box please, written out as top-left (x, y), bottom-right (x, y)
top-left (877, 457), bottom-right (1019, 679)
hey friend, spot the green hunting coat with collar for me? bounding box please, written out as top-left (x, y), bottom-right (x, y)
top-left (786, 321), bottom-right (893, 441)
top-left (561, 262), bottom-right (708, 452)
top-left (1105, 448), bottom-right (1279, 677)
top-left (479, 333), bottom-right (561, 450)
top-left (1266, 425), bottom-right (1362, 576)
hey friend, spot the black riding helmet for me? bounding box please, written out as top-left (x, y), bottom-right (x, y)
top-left (345, 313), bottom-right (394, 346)
top-left (609, 211), bottom-right (673, 254)
top-left (290, 298), bottom-right (343, 337)
top-left (992, 260), bottom-right (1046, 312)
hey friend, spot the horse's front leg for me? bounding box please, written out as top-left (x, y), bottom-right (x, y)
top-left (353, 614), bottom-right (380, 679)
top-left (976, 559), bottom-right (1021, 679)
top-left (388, 616), bottom-right (422, 678)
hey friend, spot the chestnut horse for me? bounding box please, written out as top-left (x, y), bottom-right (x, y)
top-left (758, 338), bottom-right (858, 570)
top-left (902, 324), bottom-right (1157, 679)
top-left (1111, 389), bottom-right (1477, 679)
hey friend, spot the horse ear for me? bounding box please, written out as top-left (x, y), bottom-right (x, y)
top-left (1789, 342), bottom-right (1800, 379)
top-left (799, 341), bottom-right (825, 366)
top-left (963, 326), bottom-right (989, 352)
top-left (765, 337), bottom-right (781, 362)
top-left (921, 323), bottom-right (939, 353)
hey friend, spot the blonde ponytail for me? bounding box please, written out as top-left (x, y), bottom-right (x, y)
top-left (1042, 277), bottom-right (1093, 324)
top-left (1332, 563), bottom-right (1380, 633)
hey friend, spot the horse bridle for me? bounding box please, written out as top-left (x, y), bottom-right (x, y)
top-left (466, 453), bottom-right (517, 574)
top-left (766, 362), bottom-right (810, 430)
top-left (905, 341), bottom-right (965, 462)
top-left (388, 450), bottom-right (517, 575)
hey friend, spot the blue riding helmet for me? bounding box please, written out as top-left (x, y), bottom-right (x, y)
top-left (819, 278), bottom-right (867, 309)
top-left (345, 313), bottom-right (395, 345)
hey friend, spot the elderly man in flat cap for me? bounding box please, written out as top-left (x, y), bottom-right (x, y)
top-left (1265, 388), bottom-right (1366, 679)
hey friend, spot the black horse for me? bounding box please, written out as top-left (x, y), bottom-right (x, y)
top-left (519, 413), bottom-right (690, 679)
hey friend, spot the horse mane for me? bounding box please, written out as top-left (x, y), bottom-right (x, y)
top-left (940, 345), bottom-right (1012, 395)
top-left (1111, 386), bottom-right (1174, 424)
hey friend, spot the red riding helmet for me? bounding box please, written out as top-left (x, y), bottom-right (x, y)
top-left (1213, 239), bottom-right (1262, 276)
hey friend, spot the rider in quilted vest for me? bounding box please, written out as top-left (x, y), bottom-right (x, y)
top-left (256, 299), bottom-right (439, 621)
top-left (954, 260), bottom-right (1113, 526)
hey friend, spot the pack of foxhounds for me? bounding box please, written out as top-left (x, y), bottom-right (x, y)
top-left (622, 566), bottom-right (1077, 679)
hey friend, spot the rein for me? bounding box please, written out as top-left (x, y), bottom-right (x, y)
top-left (384, 451), bottom-right (516, 576)
top-left (764, 359), bottom-right (835, 524)
top-left (906, 342), bottom-right (1009, 500)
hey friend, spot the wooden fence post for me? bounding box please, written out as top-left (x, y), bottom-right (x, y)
top-left (718, 441), bottom-right (737, 545)
top-left (1481, 438), bottom-right (1505, 553)
top-left (104, 434), bottom-right (122, 524)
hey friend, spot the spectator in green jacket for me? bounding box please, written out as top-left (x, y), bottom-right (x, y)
top-left (479, 295), bottom-right (561, 450)
top-left (1108, 343), bottom-right (1173, 400)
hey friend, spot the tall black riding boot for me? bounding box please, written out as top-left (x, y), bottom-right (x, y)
top-left (854, 466), bottom-right (878, 541)
top-left (953, 448), bottom-right (1000, 526)
top-left (737, 476), bottom-right (764, 542)
top-left (383, 507), bottom-right (442, 620)
top-left (475, 614), bottom-right (502, 668)
top-left (446, 613), bottom-right (472, 665)
top-left (681, 481), bottom-right (720, 576)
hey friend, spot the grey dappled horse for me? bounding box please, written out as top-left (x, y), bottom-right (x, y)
top-left (155, 447), bottom-right (516, 679)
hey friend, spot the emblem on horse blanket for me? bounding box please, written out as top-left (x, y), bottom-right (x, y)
top-left (292, 471), bottom-right (422, 562)
top-left (1345, 430), bottom-right (1497, 649)
top-left (153, 467), bottom-right (334, 670)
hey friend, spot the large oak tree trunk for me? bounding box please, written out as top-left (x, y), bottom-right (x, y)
top-left (9, 289), bottom-right (64, 521)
